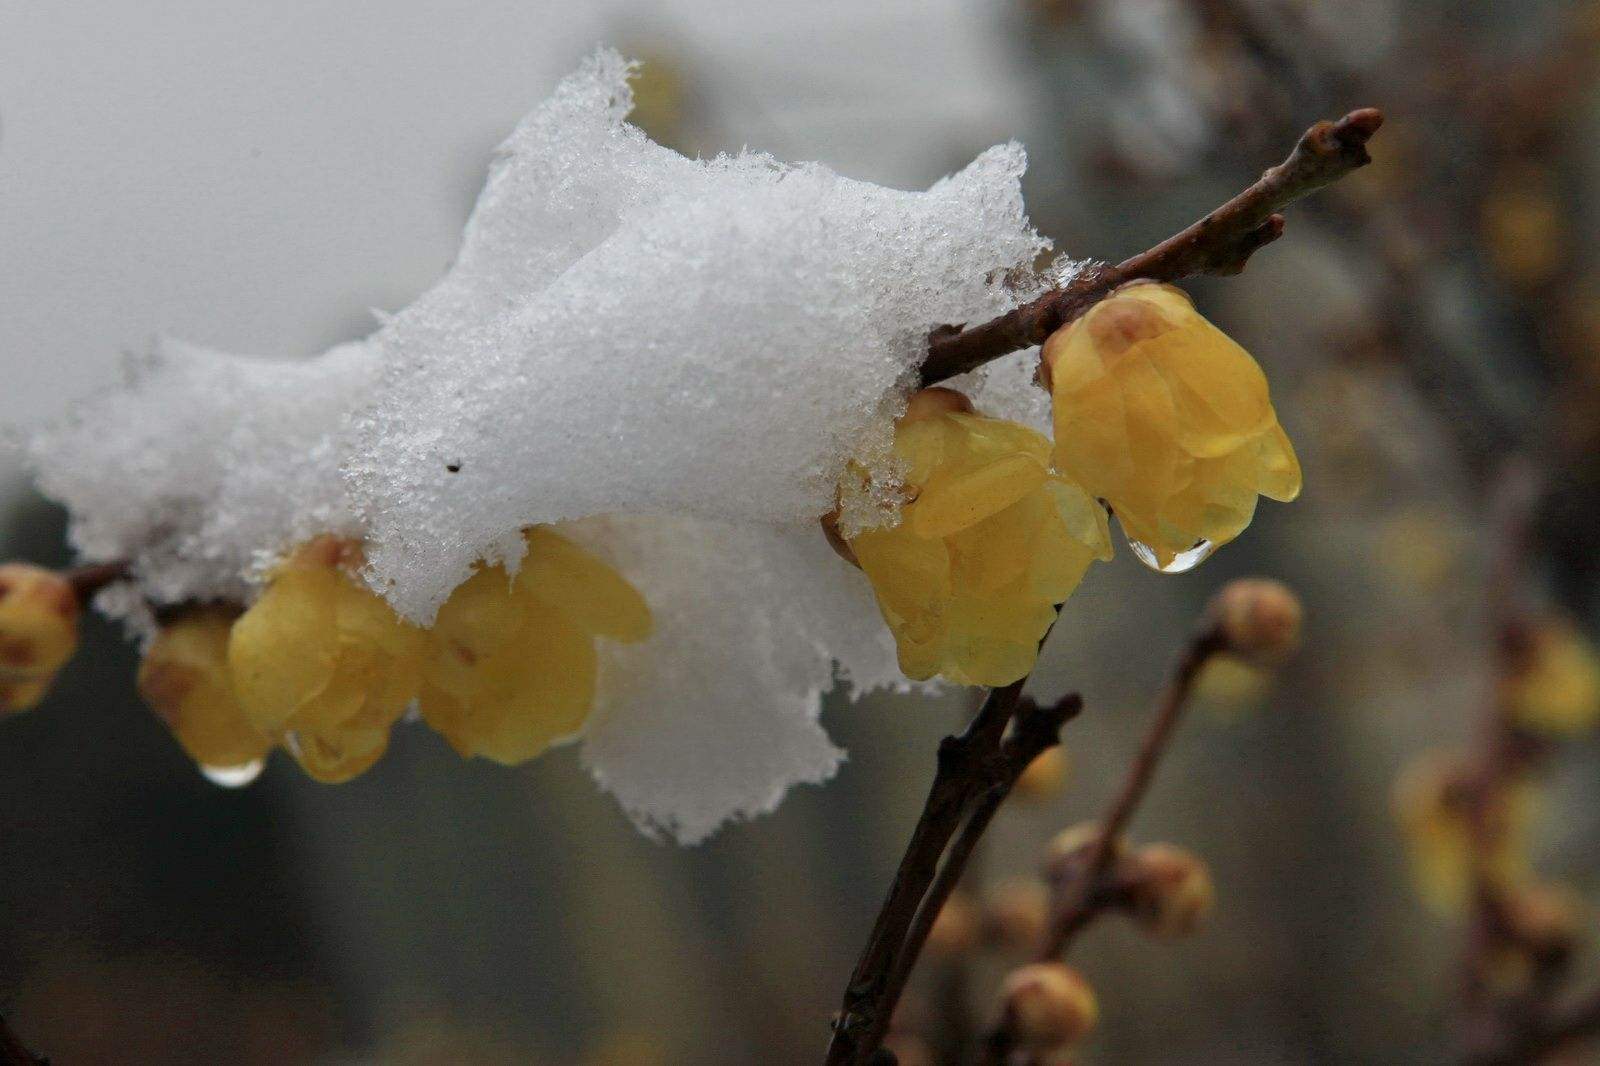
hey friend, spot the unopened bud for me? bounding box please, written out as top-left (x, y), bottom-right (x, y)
top-left (925, 890), bottom-right (982, 956)
top-left (984, 878), bottom-right (1051, 952)
top-left (0, 563), bottom-right (81, 681)
top-left (1503, 882), bottom-right (1583, 962)
top-left (0, 676), bottom-right (52, 715)
top-left (902, 386), bottom-right (975, 422)
top-left (1210, 578), bottom-right (1302, 663)
top-left (1014, 745), bottom-right (1070, 800)
top-left (1126, 844), bottom-right (1214, 939)
top-left (999, 963), bottom-right (1098, 1052)
top-left (1043, 822), bottom-right (1115, 878)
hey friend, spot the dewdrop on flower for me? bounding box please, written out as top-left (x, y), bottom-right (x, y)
top-left (838, 388), bottom-right (1112, 687)
top-left (137, 606), bottom-right (272, 781)
top-left (227, 536), bottom-right (424, 784)
top-left (0, 563), bottom-right (81, 714)
top-left (419, 527), bottom-right (651, 766)
top-left (1042, 281), bottom-right (1300, 572)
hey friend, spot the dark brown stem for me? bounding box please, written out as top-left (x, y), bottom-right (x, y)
top-left (864, 696), bottom-right (1084, 1058)
top-left (1037, 625), bottom-right (1225, 961)
top-left (978, 623), bottom-right (1225, 1066)
top-left (919, 108), bottom-right (1383, 385)
top-left (65, 559), bottom-right (130, 601)
top-left (825, 680), bottom-right (1027, 1065)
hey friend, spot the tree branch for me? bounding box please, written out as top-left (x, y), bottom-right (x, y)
top-left (1038, 623), bottom-right (1225, 963)
top-left (824, 684), bottom-right (1081, 1066)
top-left (919, 107), bottom-right (1383, 386)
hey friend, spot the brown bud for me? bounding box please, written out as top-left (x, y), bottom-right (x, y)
top-left (999, 963), bottom-right (1098, 1052)
top-left (0, 676), bottom-right (52, 715)
top-left (1502, 882), bottom-right (1583, 963)
top-left (0, 563), bottom-right (81, 679)
top-left (1125, 844), bottom-right (1214, 939)
top-left (1014, 745), bottom-right (1069, 800)
top-left (1210, 578), bottom-right (1302, 663)
top-left (984, 878), bottom-right (1051, 952)
top-left (1043, 822), bottom-right (1115, 879)
top-left (925, 889), bottom-right (982, 957)
top-left (901, 386), bottom-right (975, 423)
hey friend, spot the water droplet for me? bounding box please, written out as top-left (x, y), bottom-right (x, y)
top-left (200, 760), bottom-right (265, 788)
top-left (1127, 536), bottom-right (1216, 574)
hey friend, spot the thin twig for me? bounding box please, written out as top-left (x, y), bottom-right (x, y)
top-left (975, 623), bottom-right (1225, 1065)
top-left (918, 108), bottom-right (1383, 385)
top-left (825, 679), bottom-right (1029, 1065)
top-left (64, 559), bottom-right (130, 601)
top-left (861, 696), bottom-right (1084, 1059)
top-left (1037, 625), bottom-right (1225, 963)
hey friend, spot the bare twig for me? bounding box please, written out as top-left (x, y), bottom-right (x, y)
top-left (919, 108), bottom-right (1383, 385)
top-left (1038, 624), bottom-right (1225, 962)
top-left (825, 684), bottom-right (1080, 1065)
top-left (977, 622), bottom-right (1225, 1065)
top-left (64, 559), bottom-right (130, 601)
top-left (865, 696), bottom-right (1084, 1057)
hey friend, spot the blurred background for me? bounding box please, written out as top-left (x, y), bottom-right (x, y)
top-left (3, 0), bottom-right (1599, 1062)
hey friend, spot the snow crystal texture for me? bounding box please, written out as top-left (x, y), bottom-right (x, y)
top-left (26, 49), bottom-right (1050, 841)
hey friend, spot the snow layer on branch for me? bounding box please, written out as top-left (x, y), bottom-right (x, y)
top-left (347, 49), bottom-right (1047, 623)
top-left (26, 49), bottom-right (1050, 841)
top-left (30, 338), bottom-right (375, 618)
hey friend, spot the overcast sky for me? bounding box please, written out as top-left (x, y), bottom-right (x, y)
top-left (0, 0), bottom-right (1025, 506)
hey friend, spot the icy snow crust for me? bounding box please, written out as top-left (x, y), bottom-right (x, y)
top-left (28, 50), bottom-right (1049, 842)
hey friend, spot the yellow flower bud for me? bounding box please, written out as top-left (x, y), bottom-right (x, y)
top-left (1014, 745), bottom-right (1070, 800)
top-left (1503, 618), bottom-right (1600, 735)
top-left (1210, 578), bottom-right (1303, 663)
top-left (420, 527), bottom-right (651, 766)
top-left (846, 391), bottom-right (1112, 686)
top-left (998, 962), bottom-right (1098, 1052)
top-left (228, 537), bottom-right (424, 784)
top-left (138, 606), bottom-right (273, 773)
top-left (1125, 843), bottom-right (1214, 939)
top-left (1043, 282), bottom-right (1300, 572)
top-left (0, 563), bottom-right (80, 683)
top-left (1, 676), bottom-right (52, 715)
top-left (1392, 751), bottom-right (1532, 914)
top-left (924, 889), bottom-right (982, 957)
top-left (984, 878), bottom-right (1052, 952)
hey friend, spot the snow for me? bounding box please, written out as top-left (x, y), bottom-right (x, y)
top-left (25, 49), bottom-right (1050, 840)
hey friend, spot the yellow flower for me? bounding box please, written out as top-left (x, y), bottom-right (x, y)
top-left (419, 526), bottom-right (652, 765)
top-left (228, 536), bottom-right (424, 783)
top-left (0, 563), bottom-right (80, 712)
top-left (138, 606), bottom-right (273, 772)
top-left (1503, 618), bottom-right (1600, 735)
top-left (1043, 282), bottom-right (1300, 572)
top-left (1393, 751), bottom-right (1532, 914)
top-left (843, 388), bottom-right (1112, 686)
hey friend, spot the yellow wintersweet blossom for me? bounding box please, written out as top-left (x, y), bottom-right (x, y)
top-left (1043, 281), bottom-right (1301, 572)
top-left (228, 536), bottom-right (425, 783)
top-left (0, 563), bottom-right (80, 714)
top-left (419, 526), bottom-right (652, 765)
top-left (138, 606), bottom-right (273, 773)
top-left (1503, 618), bottom-right (1600, 735)
top-left (842, 388), bottom-right (1112, 687)
top-left (1393, 751), bottom-right (1533, 914)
